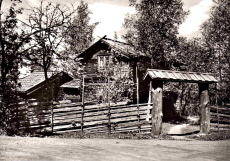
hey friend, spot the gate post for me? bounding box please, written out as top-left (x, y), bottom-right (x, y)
top-left (198, 83), bottom-right (210, 134)
top-left (151, 80), bottom-right (163, 136)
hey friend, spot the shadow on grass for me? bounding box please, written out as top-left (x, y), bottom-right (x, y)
top-left (167, 130), bottom-right (200, 136)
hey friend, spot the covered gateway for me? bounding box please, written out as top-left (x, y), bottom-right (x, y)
top-left (144, 69), bottom-right (218, 135)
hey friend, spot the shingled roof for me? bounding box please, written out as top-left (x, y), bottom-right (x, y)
top-left (75, 36), bottom-right (147, 62)
top-left (144, 69), bottom-right (218, 84)
top-left (102, 38), bottom-right (146, 58)
top-left (60, 79), bottom-right (81, 88)
top-left (19, 71), bottom-right (73, 94)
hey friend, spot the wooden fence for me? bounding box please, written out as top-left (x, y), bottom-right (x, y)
top-left (210, 104), bottom-right (230, 131)
top-left (11, 98), bottom-right (230, 134)
top-left (53, 101), bottom-right (152, 134)
top-left (8, 98), bottom-right (152, 134)
top-left (9, 99), bottom-right (52, 133)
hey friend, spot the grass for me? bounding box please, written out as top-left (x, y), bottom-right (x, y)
top-left (2, 122), bottom-right (230, 141)
top-left (188, 130), bottom-right (230, 141)
top-left (49, 123), bottom-right (175, 140)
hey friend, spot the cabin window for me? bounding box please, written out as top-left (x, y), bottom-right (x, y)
top-left (98, 55), bottom-right (110, 70)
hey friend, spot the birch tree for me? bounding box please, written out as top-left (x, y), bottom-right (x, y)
top-left (201, 0), bottom-right (230, 103)
top-left (123, 0), bottom-right (188, 69)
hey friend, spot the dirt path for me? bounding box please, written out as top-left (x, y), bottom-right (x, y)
top-left (168, 124), bottom-right (188, 134)
top-left (0, 135), bottom-right (229, 161)
top-left (168, 124), bottom-right (190, 140)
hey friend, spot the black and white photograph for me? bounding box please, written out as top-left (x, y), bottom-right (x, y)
top-left (0, 0), bottom-right (229, 160)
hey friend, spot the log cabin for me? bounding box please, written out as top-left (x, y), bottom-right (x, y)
top-left (75, 36), bottom-right (152, 103)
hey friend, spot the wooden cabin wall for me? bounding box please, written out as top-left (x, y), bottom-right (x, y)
top-left (82, 50), bottom-right (134, 103)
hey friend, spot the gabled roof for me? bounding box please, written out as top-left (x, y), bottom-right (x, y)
top-left (60, 79), bottom-right (81, 88)
top-left (19, 71), bottom-right (73, 94)
top-left (75, 35), bottom-right (147, 62)
top-left (102, 38), bottom-right (146, 58)
top-left (143, 69), bottom-right (218, 84)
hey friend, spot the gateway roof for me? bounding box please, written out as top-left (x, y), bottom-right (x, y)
top-left (144, 69), bottom-right (218, 84)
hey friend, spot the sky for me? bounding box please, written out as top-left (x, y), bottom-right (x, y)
top-left (2, 0), bottom-right (215, 39)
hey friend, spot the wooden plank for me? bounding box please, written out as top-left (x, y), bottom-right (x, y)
top-left (84, 115), bottom-right (147, 127)
top-left (54, 118), bottom-right (82, 125)
top-left (53, 107), bottom-right (148, 119)
top-left (214, 110), bottom-right (230, 115)
top-left (210, 119), bottom-right (230, 124)
top-left (19, 121), bottom-right (50, 128)
top-left (54, 114), bottom-right (81, 121)
top-left (54, 111), bottom-right (81, 117)
top-left (83, 103), bottom-right (150, 111)
top-left (112, 124), bottom-right (152, 132)
top-left (53, 107), bottom-right (81, 113)
top-left (112, 121), bottom-right (151, 129)
top-left (210, 106), bottom-right (230, 110)
top-left (53, 103), bottom-right (149, 113)
top-left (53, 125), bottom-right (81, 132)
top-left (53, 103), bottom-right (82, 109)
top-left (210, 112), bottom-right (230, 118)
top-left (53, 115), bottom-right (148, 128)
top-left (111, 110), bottom-right (147, 119)
top-left (110, 106), bottom-right (149, 114)
top-left (211, 123), bottom-right (230, 129)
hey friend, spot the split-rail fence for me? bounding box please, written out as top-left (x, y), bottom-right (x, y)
top-left (10, 99), bottom-right (152, 134)
top-left (52, 101), bottom-right (152, 133)
top-left (210, 104), bottom-right (230, 131)
top-left (8, 99), bottom-right (230, 133)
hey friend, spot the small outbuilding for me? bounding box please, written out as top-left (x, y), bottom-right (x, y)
top-left (18, 71), bottom-right (73, 101)
top-left (143, 69), bottom-right (218, 135)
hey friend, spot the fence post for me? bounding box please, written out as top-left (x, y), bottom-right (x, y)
top-left (16, 96), bottom-right (20, 131)
top-left (81, 75), bottom-right (85, 132)
top-left (136, 65), bottom-right (140, 133)
top-left (217, 105), bottom-right (219, 133)
top-left (51, 102), bottom-right (54, 133)
top-left (151, 80), bottom-right (163, 136)
top-left (107, 75), bottom-right (111, 134)
top-left (198, 83), bottom-right (210, 134)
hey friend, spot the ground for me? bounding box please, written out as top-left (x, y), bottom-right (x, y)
top-left (0, 135), bottom-right (229, 161)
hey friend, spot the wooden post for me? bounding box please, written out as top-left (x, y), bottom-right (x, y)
top-left (151, 80), bottom-right (163, 136)
top-left (148, 81), bottom-right (152, 106)
top-left (136, 65), bottom-right (140, 132)
top-left (49, 81), bottom-right (54, 133)
top-left (81, 75), bottom-right (85, 132)
top-left (51, 103), bottom-right (54, 133)
top-left (107, 75), bottom-right (111, 134)
top-left (198, 83), bottom-right (210, 134)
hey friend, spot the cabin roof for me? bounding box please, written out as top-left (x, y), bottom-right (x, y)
top-left (143, 69), bottom-right (218, 84)
top-left (75, 36), bottom-right (147, 62)
top-left (60, 79), bottom-right (81, 89)
top-left (19, 71), bottom-right (73, 94)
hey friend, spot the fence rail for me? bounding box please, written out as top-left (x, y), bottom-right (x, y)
top-left (210, 105), bottom-right (230, 131)
top-left (52, 102), bottom-right (152, 133)
top-left (13, 99), bottom-right (230, 134)
top-left (9, 99), bottom-right (52, 133)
